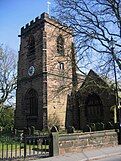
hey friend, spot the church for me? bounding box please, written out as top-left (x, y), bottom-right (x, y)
top-left (14, 13), bottom-right (116, 131)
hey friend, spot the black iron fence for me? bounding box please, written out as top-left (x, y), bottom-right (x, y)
top-left (0, 135), bottom-right (51, 160)
top-left (82, 122), bottom-right (117, 132)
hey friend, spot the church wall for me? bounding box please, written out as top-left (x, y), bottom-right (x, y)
top-left (15, 16), bottom-right (46, 130)
top-left (44, 20), bottom-right (73, 129)
top-left (78, 92), bottom-right (115, 130)
top-left (15, 76), bottom-right (44, 129)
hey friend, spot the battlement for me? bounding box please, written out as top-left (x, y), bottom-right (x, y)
top-left (20, 12), bottom-right (69, 35)
top-left (21, 13), bottom-right (46, 33)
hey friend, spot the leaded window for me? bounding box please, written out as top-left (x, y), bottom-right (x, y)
top-left (85, 93), bottom-right (104, 123)
top-left (25, 89), bottom-right (38, 116)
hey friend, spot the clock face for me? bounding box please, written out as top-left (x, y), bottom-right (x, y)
top-left (28, 66), bottom-right (35, 76)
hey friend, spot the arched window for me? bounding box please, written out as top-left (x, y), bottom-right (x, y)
top-left (24, 89), bottom-right (38, 116)
top-left (28, 35), bottom-right (35, 56)
top-left (57, 35), bottom-right (64, 55)
top-left (85, 93), bottom-right (104, 123)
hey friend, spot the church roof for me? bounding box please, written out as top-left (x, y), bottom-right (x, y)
top-left (80, 69), bottom-right (109, 88)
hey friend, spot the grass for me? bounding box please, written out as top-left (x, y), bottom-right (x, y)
top-left (0, 136), bottom-right (20, 150)
top-left (0, 140), bottom-right (49, 151)
top-left (0, 142), bottom-right (49, 159)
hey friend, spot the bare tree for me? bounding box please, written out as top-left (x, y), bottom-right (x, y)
top-left (0, 45), bottom-right (17, 107)
top-left (54, 0), bottom-right (121, 74)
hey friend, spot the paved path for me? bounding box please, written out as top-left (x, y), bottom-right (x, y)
top-left (33, 145), bottom-right (121, 161)
top-left (97, 154), bottom-right (121, 161)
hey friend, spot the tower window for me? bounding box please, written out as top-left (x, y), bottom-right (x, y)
top-left (27, 35), bottom-right (35, 56)
top-left (57, 35), bottom-right (64, 55)
top-left (58, 62), bottom-right (65, 86)
top-left (24, 89), bottom-right (38, 116)
top-left (59, 62), bottom-right (64, 70)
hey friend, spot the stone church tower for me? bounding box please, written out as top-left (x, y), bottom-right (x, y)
top-left (15, 13), bottom-right (74, 130)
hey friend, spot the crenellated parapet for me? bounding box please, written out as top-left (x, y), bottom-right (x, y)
top-left (20, 14), bottom-right (45, 34)
top-left (20, 12), bottom-right (71, 36)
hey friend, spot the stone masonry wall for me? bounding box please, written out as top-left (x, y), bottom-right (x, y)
top-left (44, 15), bottom-right (73, 129)
top-left (58, 130), bottom-right (118, 155)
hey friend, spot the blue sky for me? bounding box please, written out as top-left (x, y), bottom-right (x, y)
top-left (0, 0), bottom-right (54, 52)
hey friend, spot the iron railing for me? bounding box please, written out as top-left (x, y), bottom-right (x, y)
top-left (0, 135), bottom-right (50, 160)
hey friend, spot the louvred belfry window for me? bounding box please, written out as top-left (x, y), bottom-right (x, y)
top-left (27, 35), bottom-right (35, 56)
top-left (57, 35), bottom-right (64, 55)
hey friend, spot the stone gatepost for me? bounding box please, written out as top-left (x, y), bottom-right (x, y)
top-left (49, 126), bottom-right (59, 157)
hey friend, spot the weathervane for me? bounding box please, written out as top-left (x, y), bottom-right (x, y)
top-left (47, 0), bottom-right (51, 15)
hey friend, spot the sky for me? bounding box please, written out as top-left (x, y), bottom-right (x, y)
top-left (0, 0), bottom-right (54, 53)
